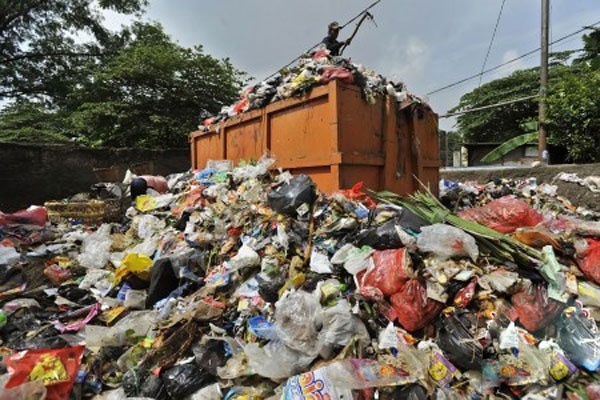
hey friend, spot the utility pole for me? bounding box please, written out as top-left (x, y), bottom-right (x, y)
top-left (539, 0), bottom-right (549, 163)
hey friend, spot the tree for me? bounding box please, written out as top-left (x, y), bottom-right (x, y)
top-left (450, 28), bottom-right (600, 162)
top-left (0, 3), bottom-right (247, 148)
top-left (67, 22), bottom-right (246, 147)
top-left (546, 66), bottom-right (600, 162)
top-left (0, 0), bottom-right (148, 103)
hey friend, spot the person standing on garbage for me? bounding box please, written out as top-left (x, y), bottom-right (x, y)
top-left (322, 21), bottom-right (351, 56)
top-left (130, 175), bottom-right (169, 199)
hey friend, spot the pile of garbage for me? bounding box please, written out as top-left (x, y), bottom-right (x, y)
top-left (199, 50), bottom-right (426, 131)
top-left (1, 159), bottom-right (600, 400)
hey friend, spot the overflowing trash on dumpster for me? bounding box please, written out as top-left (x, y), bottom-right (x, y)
top-left (2, 157), bottom-right (600, 400)
top-left (198, 48), bottom-right (426, 132)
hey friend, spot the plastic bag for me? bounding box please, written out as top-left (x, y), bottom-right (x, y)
top-left (0, 205), bottom-right (47, 226)
top-left (332, 244), bottom-right (374, 275)
top-left (228, 244), bottom-right (260, 271)
top-left (146, 258), bottom-right (179, 308)
top-left (356, 220), bottom-right (404, 250)
top-left (317, 299), bottom-right (370, 359)
top-left (359, 248), bottom-right (412, 297)
top-left (558, 305), bottom-right (600, 371)
top-left (282, 368), bottom-right (354, 399)
top-left (321, 67), bottom-right (354, 83)
top-left (84, 311), bottom-right (157, 347)
top-left (575, 238), bottom-right (600, 285)
top-left (77, 224), bottom-right (112, 269)
top-left (245, 340), bottom-right (316, 380)
top-left (437, 311), bottom-right (484, 370)
top-left (0, 381), bottom-right (46, 400)
top-left (193, 339), bottom-right (229, 376)
top-left (267, 174), bottom-right (316, 216)
top-left (458, 196), bottom-right (543, 234)
top-left (324, 358), bottom-right (418, 389)
top-left (334, 181), bottom-right (377, 208)
top-left (5, 345), bottom-right (84, 400)
top-left (309, 248), bottom-right (333, 274)
top-left (161, 363), bottom-right (210, 399)
top-left (511, 284), bottom-right (564, 331)
top-left (274, 291), bottom-right (322, 356)
top-left (0, 245), bottom-right (19, 265)
top-left (188, 383), bottom-right (222, 400)
top-left (417, 224), bottom-right (479, 261)
top-left (390, 279), bottom-right (444, 332)
top-left (113, 252), bottom-right (153, 285)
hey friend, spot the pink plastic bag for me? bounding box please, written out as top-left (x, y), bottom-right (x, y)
top-left (359, 249), bottom-right (411, 297)
top-left (321, 67), bottom-right (354, 84)
top-left (458, 196), bottom-right (542, 234)
top-left (390, 279), bottom-right (444, 332)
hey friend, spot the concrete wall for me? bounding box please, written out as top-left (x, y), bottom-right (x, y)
top-left (0, 142), bottom-right (190, 212)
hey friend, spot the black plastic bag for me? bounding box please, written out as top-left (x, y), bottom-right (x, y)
top-left (356, 219), bottom-right (403, 250)
top-left (388, 383), bottom-right (428, 399)
top-left (193, 340), bottom-right (228, 376)
top-left (267, 174), bottom-right (316, 216)
top-left (161, 363), bottom-right (209, 398)
top-left (146, 258), bottom-right (179, 308)
top-left (140, 373), bottom-right (169, 400)
top-left (437, 311), bottom-right (483, 370)
top-left (122, 368), bottom-right (147, 397)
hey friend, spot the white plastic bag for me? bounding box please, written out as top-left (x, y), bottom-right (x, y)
top-left (77, 224), bottom-right (113, 269)
top-left (417, 224), bottom-right (479, 261)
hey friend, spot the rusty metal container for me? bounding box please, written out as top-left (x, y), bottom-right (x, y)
top-left (190, 80), bottom-right (440, 195)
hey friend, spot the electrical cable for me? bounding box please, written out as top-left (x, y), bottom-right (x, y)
top-left (439, 95), bottom-right (538, 118)
top-left (427, 19), bottom-right (600, 96)
top-left (258, 0), bottom-right (382, 82)
top-left (479, 0), bottom-right (507, 86)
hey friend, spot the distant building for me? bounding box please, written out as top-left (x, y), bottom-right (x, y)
top-left (461, 142), bottom-right (566, 166)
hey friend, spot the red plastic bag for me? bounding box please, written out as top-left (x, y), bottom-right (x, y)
top-left (359, 249), bottom-right (411, 297)
top-left (232, 86), bottom-right (254, 115)
top-left (458, 196), bottom-right (542, 234)
top-left (335, 182), bottom-right (377, 209)
top-left (0, 206), bottom-right (48, 227)
top-left (390, 279), bottom-right (444, 332)
top-left (511, 284), bottom-right (564, 331)
top-left (576, 238), bottom-right (600, 285)
top-left (321, 67), bottom-right (354, 84)
top-left (5, 345), bottom-right (85, 400)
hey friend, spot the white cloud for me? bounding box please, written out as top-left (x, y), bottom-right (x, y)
top-left (385, 35), bottom-right (429, 87)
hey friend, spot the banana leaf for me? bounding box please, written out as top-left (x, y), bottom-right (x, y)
top-left (480, 132), bottom-right (538, 163)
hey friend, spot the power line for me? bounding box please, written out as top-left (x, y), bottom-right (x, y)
top-left (479, 0), bottom-right (507, 86)
top-left (439, 95), bottom-right (538, 118)
top-left (259, 0), bottom-right (382, 83)
top-left (427, 19), bottom-right (600, 96)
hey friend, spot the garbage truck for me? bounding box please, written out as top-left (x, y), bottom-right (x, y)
top-left (190, 80), bottom-right (440, 195)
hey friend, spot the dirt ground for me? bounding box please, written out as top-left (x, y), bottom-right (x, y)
top-left (441, 163), bottom-right (600, 212)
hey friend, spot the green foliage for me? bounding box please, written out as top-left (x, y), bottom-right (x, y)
top-left (0, 103), bottom-right (71, 143)
top-left (66, 22), bottom-right (246, 147)
top-left (0, 0), bottom-right (148, 102)
top-left (449, 68), bottom-right (541, 143)
top-left (547, 66), bottom-right (600, 162)
top-left (0, 1), bottom-right (246, 148)
top-left (452, 28), bottom-right (600, 163)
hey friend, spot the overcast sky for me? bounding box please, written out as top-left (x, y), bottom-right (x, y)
top-left (104, 0), bottom-right (600, 130)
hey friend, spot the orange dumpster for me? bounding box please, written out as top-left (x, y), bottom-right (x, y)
top-left (190, 80), bottom-right (440, 196)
